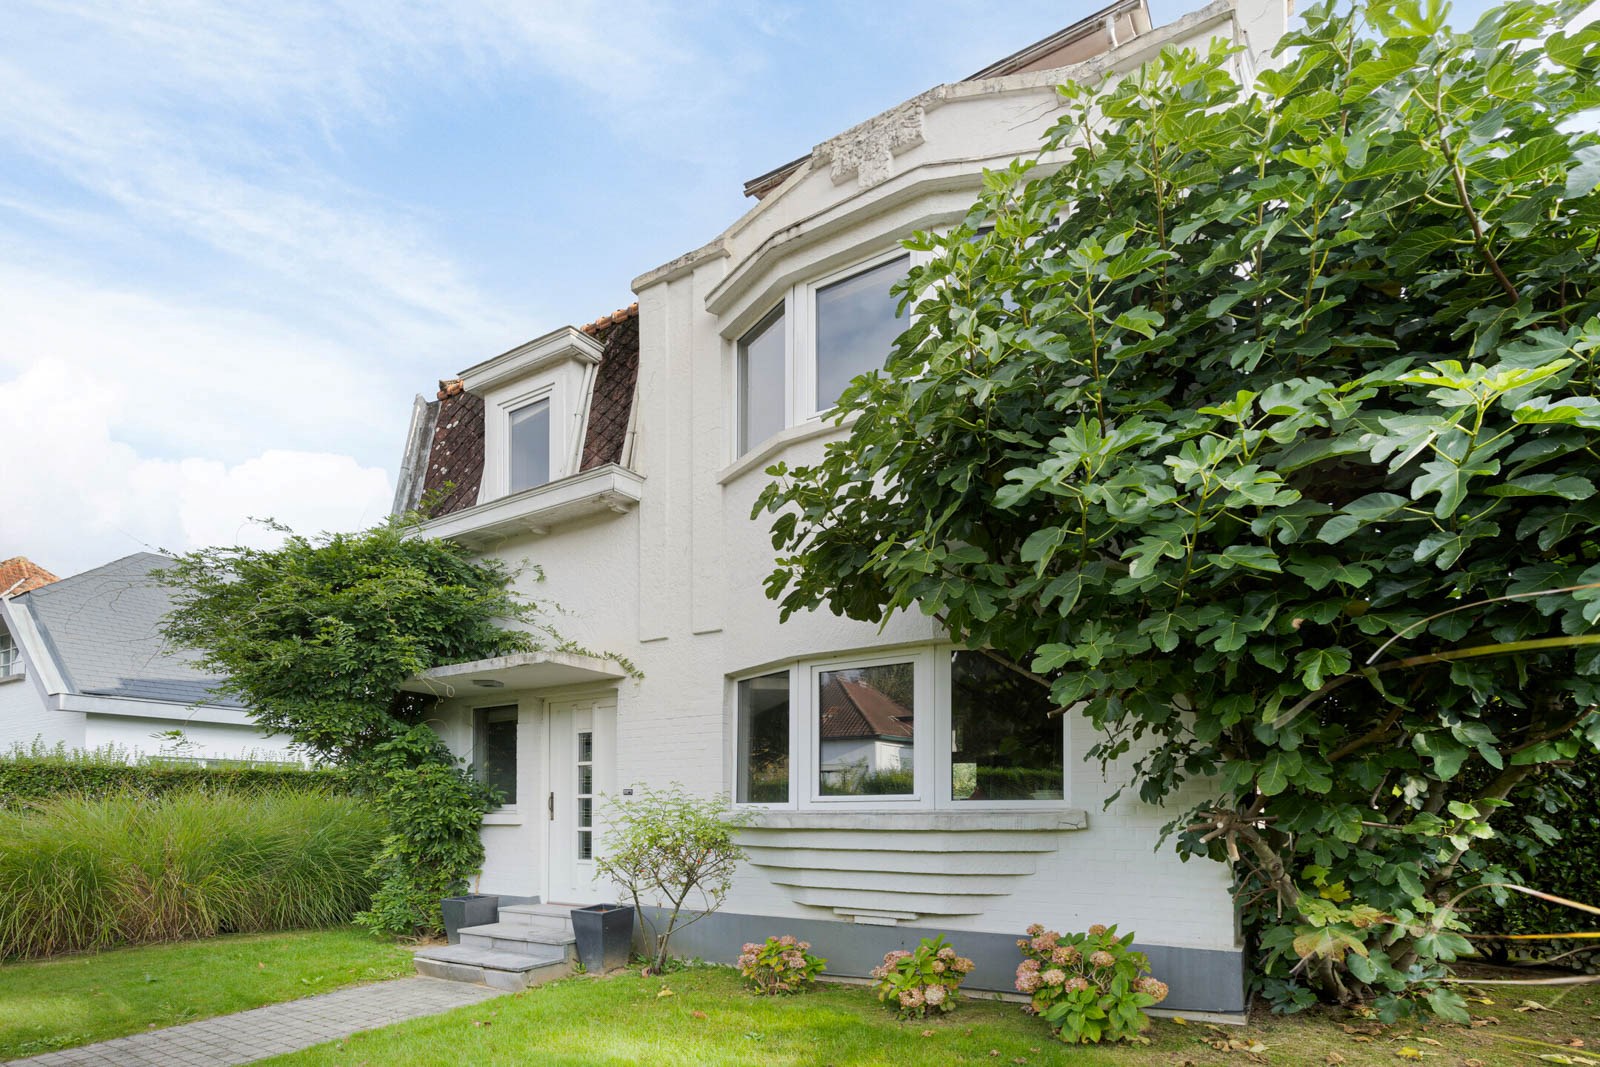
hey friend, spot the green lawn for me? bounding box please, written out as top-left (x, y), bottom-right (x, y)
top-left (0, 928), bottom-right (412, 1059)
top-left (265, 965), bottom-right (1600, 1067)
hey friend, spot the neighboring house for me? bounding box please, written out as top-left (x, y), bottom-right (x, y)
top-left (0, 552), bottom-right (296, 761)
top-left (392, 0), bottom-right (1287, 1012)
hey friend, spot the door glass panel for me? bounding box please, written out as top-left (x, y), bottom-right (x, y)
top-left (576, 729), bottom-right (594, 860)
top-left (817, 662), bottom-right (915, 796)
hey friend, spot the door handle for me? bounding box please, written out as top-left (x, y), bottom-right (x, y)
top-left (548, 791), bottom-right (555, 821)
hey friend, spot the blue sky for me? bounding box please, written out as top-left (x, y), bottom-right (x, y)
top-left (0, 0), bottom-right (1526, 574)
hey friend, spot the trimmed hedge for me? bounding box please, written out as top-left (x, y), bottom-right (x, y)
top-left (0, 743), bottom-right (350, 808)
top-left (1473, 756), bottom-right (1600, 972)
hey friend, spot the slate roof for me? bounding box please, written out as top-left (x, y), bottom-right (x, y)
top-left (819, 678), bottom-right (914, 741)
top-left (411, 303), bottom-right (640, 518)
top-left (11, 552), bottom-right (242, 708)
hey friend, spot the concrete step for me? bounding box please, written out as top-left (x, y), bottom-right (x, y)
top-left (414, 942), bottom-right (571, 991)
top-left (458, 921), bottom-right (577, 957)
top-left (497, 903), bottom-right (577, 935)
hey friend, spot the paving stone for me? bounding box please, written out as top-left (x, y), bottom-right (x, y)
top-left (4, 977), bottom-right (506, 1067)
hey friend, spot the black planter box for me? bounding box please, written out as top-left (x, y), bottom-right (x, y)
top-left (441, 894), bottom-right (500, 944)
top-left (571, 903), bottom-right (634, 974)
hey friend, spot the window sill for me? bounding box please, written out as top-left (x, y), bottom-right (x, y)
top-left (0, 672), bottom-right (24, 685)
top-left (482, 810), bottom-right (524, 826)
top-left (418, 464), bottom-right (643, 547)
top-left (719, 413), bottom-right (858, 485)
top-left (741, 809), bottom-right (1086, 832)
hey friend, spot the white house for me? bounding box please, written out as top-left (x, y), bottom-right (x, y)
top-left (0, 552), bottom-right (296, 762)
top-left (394, 0), bottom-right (1289, 1011)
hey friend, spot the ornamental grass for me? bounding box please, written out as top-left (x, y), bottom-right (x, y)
top-left (0, 790), bottom-right (383, 959)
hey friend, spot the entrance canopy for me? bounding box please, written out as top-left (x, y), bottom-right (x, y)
top-left (400, 650), bottom-right (625, 696)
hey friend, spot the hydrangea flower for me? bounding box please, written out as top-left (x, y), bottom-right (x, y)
top-left (924, 984), bottom-right (947, 1006)
top-left (1087, 924), bottom-right (1107, 937)
top-left (1041, 968), bottom-right (1067, 987)
top-left (1089, 951), bottom-right (1116, 968)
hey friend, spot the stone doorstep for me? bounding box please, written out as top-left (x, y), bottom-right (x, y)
top-left (413, 942), bottom-right (573, 992)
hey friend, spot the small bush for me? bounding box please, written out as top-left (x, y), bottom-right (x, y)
top-left (869, 935), bottom-right (975, 1018)
top-left (597, 784), bottom-right (749, 973)
top-left (0, 742), bottom-right (344, 809)
top-left (1014, 923), bottom-right (1167, 1044)
top-left (737, 935), bottom-right (826, 995)
top-left (0, 790), bottom-right (384, 959)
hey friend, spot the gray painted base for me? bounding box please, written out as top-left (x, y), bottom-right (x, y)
top-left (638, 907), bottom-right (1246, 1014)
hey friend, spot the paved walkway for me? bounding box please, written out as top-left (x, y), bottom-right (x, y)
top-left (8, 976), bottom-right (506, 1067)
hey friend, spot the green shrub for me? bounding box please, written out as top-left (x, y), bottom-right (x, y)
top-left (0, 790), bottom-right (384, 959)
top-left (1014, 923), bottom-right (1167, 1045)
top-left (736, 935), bottom-right (826, 995)
top-left (0, 742), bottom-right (347, 809)
top-left (869, 935), bottom-right (975, 1018)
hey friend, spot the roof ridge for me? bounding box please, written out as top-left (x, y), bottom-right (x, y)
top-left (580, 302), bottom-right (639, 337)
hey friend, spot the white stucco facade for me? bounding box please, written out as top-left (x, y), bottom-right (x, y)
top-left (407, 0), bottom-right (1287, 1009)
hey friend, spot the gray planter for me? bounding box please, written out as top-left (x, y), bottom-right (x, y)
top-left (441, 894), bottom-right (500, 944)
top-left (571, 903), bottom-right (634, 974)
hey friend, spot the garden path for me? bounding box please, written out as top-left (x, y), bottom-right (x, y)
top-left (5, 975), bottom-right (504, 1066)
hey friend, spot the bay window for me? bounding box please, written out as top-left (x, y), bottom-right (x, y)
top-left (737, 306), bottom-right (787, 454)
top-left (732, 249), bottom-right (911, 458)
top-left (733, 647), bottom-right (1068, 809)
top-left (812, 255), bottom-right (910, 411)
top-left (736, 671), bottom-right (790, 803)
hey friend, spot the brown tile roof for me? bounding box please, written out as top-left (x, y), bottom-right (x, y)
top-left (579, 302), bottom-right (638, 337)
top-left (0, 557), bottom-right (59, 597)
top-left (418, 386), bottom-right (486, 516)
top-left (580, 311), bottom-right (639, 470)
top-left (416, 302), bottom-right (641, 519)
top-left (819, 677), bottom-right (915, 741)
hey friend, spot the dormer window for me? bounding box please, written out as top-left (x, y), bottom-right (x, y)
top-left (461, 326), bottom-right (605, 505)
top-left (0, 628), bottom-right (18, 678)
top-left (508, 398), bottom-right (552, 492)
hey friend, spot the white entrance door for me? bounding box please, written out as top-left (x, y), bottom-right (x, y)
top-left (545, 698), bottom-right (615, 904)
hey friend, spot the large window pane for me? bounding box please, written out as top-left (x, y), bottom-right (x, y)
top-left (818, 662), bottom-right (915, 796)
top-left (737, 671), bottom-right (790, 803)
top-left (738, 305), bottom-right (786, 453)
top-left (509, 399), bottom-right (551, 492)
top-left (814, 255), bottom-right (909, 410)
top-left (949, 651), bottom-right (1064, 801)
top-left (474, 705), bottom-right (518, 805)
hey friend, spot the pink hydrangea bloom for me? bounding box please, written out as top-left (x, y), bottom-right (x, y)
top-left (1087, 924), bottom-right (1108, 937)
top-left (1066, 976), bottom-right (1091, 993)
top-left (954, 957), bottom-right (975, 974)
top-left (1089, 951), bottom-right (1116, 968)
top-left (1041, 968), bottom-right (1067, 987)
top-left (1026, 923), bottom-right (1045, 937)
top-left (924, 984), bottom-right (947, 1006)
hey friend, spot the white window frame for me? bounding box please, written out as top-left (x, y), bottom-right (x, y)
top-left (728, 244), bottom-right (930, 463)
top-left (729, 645), bottom-right (1070, 813)
top-left (470, 698), bottom-right (523, 815)
top-left (0, 629), bottom-right (18, 678)
top-left (794, 247), bottom-right (916, 426)
top-left (483, 378), bottom-right (566, 500)
top-left (734, 300), bottom-right (792, 458)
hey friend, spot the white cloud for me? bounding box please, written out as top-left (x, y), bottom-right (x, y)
top-left (0, 361), bottom-right (393, 576)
